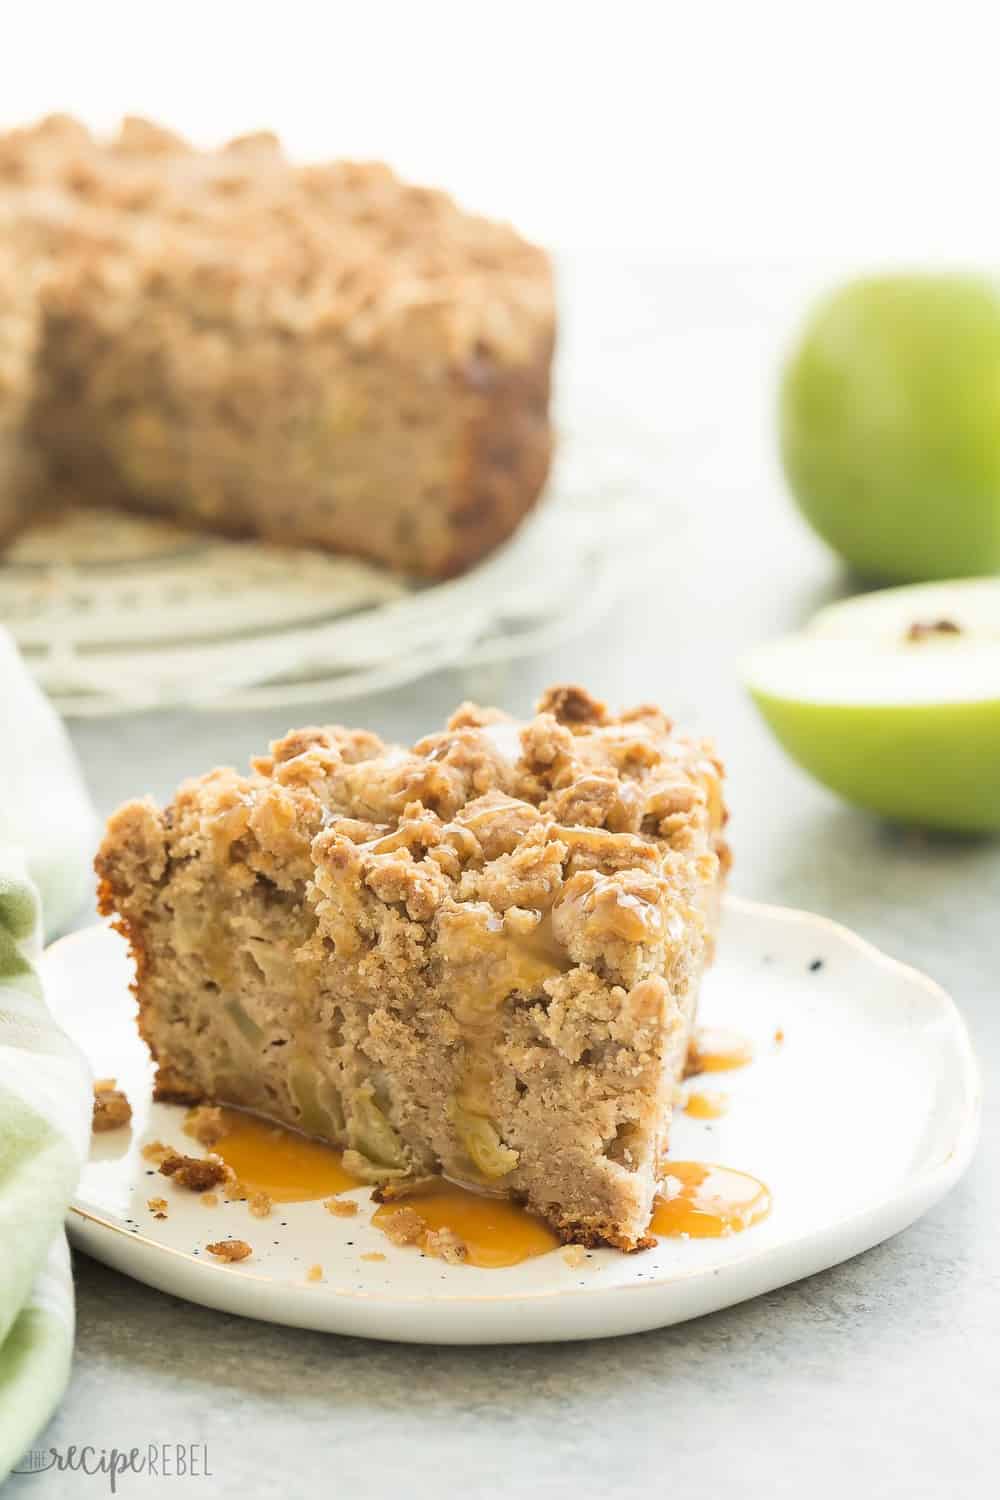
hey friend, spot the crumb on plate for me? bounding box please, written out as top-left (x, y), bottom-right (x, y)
top-left (423, 1226), bottom-right (468, 1264)
top-left (361, 1252), bottom-right (386, 1263)
top-left (248, 1191), bottom-right (272, 1219)
top-left (324, 1197), bottom-right (358, 1218)
top-left (376, 1206), bottom-right (425, 1247)
top-left (159, 1152), bottom-right (228, 1192)
top-left (306, 1264), bottom-right (324, 1282)
top-left (206, 1239), bottom-right (252, 1262)
top-left (92, 1080), bottom-right (132, 1133)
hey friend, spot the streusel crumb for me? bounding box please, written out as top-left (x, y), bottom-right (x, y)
top-left (147, 1197), bottom-right (168, 1218)
top-left (324, 1198), bottom-right (358, 1218)
top-left (376, 1207), bottom-right (426, 1247)
top-left (141, 1139), bottom-right (171, 1163)
top-left (423, 1227), bottom-right (468, 1264)
top-left (361, 1252), bottom-right (386, 1263)
top-left (206, 1239), bottom-right (252, 1262)
top-left (306, 1264), bottom-right (324, 1283)
top-left (159, 1152), bottom-right (228, 1192)
top-left (248, 1191), bottom-right (272, 1218)
top-left (92, 1081), bottom-right (132, 1132)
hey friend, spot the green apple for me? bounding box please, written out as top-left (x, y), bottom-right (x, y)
top-left (744, 579), bottom-right (1000, 832)
top-left (781, 275), bottom-right (1000, 582)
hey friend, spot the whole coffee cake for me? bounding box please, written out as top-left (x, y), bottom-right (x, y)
top-left (96, 686), bottom-right (728, 1250)
top-left (0, 114), bottom-right (554, 578)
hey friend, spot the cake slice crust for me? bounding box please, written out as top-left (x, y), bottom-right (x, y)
top-left (96, 686), bottom-right (728, 1250)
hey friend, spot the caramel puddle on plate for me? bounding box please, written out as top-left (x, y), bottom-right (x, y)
top-left (688, 1026), bottom-right (754, 1074)
top-left (373, 1182), bottom-right (560, 1269)
top-left (211, 1109), bottom-right (362, 1202)
top-left (205, 1112), bottom-right (558, 1267)
top-left (684, 1089), bottom-right (730, 1120)
top-left (199, 1114), bottom-right (767, 1260)
top-left (652, 1162), bottom-right (771, 1238)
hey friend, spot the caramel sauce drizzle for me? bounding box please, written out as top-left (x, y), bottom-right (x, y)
top-left (210, 1109), bottom-right (361, 1202)
top-left (372, 1181), bottom-right (560, 1268)
top-left (686, 1026), bottom-right (754, 1074)
top-left (178, 1112), bottom-right (770, 1261)
top-left (652, 1162), bottom-right (771, 1238)
top-left (684, 1089), bottom-right (729, 1120)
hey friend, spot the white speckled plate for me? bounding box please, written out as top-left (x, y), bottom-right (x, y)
top-left (44, 898), bottom-right (980, 1344)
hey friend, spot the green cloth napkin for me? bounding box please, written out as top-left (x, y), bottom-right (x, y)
top-left (0, 852), bottom-right (92, 1481)
top-left (0, 627), bottom-right (97, 939)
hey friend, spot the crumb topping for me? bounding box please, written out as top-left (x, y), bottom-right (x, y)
top-left (0, 114), bottom-right (550, 360)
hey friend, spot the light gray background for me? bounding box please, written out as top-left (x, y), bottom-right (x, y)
top-left (10, 262), bottom-right (997, 1498)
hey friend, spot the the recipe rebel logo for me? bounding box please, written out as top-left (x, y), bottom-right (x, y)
top-left (12, 1443), bottom-right (213, 1491)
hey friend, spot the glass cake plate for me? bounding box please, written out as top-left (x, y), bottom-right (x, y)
top-left (0, 416), bottom-right (672, 716)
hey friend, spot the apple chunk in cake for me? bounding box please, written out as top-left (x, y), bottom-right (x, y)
top-left (96, 685), bottom-right (728, 1250)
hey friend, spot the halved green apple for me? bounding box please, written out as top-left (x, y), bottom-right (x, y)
top-left (744, 580), bottom-right (1000, 832)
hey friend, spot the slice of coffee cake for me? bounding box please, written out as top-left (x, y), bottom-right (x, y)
top-left (96, 685), bottom-right (728, 1250)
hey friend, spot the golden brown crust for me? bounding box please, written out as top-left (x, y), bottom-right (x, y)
top-left (440, 335), bottom-right (555, 576)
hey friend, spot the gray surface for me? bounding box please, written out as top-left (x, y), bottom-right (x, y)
top-left (9, 261), bottom-right (998, 1498)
